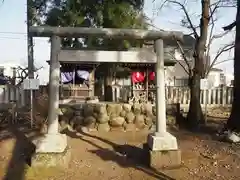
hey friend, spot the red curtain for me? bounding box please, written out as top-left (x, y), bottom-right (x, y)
top-left (149, 72), bottom-right (155, 81)
top-left (131, 72), bottom-right (145, 83)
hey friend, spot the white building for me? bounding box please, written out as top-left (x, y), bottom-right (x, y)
top-left (0, 63), bottom-right (25, 85)
top-left (224, 73), bottom-right (234, 86)
top-left (0, 62), bottom-right (49, 85)
top-left (207, 68), bottom-right (223, 88)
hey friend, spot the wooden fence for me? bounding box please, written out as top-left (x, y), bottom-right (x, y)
top-left (0, 85), bottom-right (25, 107)
top-left (0, 85), bottom-right (234, 109)
top-left (166, 86), bottom-right (233, 107)
top-left (0, 85), bottom-right (48, 107)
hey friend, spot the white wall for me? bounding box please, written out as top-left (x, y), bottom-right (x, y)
top-left (59, 49), bottom-right (157, 63)
top-left (175, 51), bottom-right (183, 60)
top-left (207, 71), bottom-right (221, 88)
top-left (165, 50), bottom-right (185, 86)
top-left (225, 73), bottom-right (234, 86)
top-left (0, 63), bottom-right (18, 77)
top-left (164, 67), bottom-right (175, 86)
top-left (0, 62), bottom-right (49, 85)
top-left (171, 50), bottom-right (222, 88)
top-left (0, 63), bottom-right (24, 84)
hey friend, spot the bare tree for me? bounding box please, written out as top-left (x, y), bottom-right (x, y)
top-left (5, 65), bottom-right (43, 86)
top-left (155, 0), bottom-right (235, 128)
top-left (222, 0), bottom-right (240, 138)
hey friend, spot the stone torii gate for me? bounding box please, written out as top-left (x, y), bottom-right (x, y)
top-left (30, 26), bottom-right (183, 168)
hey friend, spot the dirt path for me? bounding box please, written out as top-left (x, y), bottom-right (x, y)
top-left (0, 124), bottom-right (240, 180)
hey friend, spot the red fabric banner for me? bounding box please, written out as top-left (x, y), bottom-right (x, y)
top-left (149, 72), bottom-right (155, 81)
top-left (131, 72), bottom-right (145, 83)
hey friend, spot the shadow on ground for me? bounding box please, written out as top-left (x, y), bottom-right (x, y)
top-left (0, 123), bottom-right (39, 180)
top-left (173, 111), bottom-right (228, 142)
top-left (62, 128), bottom-right (175, 180)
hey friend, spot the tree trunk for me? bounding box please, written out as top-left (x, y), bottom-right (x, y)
top-left (185, 0), bottom-right (209, 129)
top-left (227, 2), bottom-right (240, 132)
top-left (187, 73), bottom-right (204, 129)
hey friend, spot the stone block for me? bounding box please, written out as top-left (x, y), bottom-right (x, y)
top-left (84, 116), bottom-right (96, 128)
top-left (123, 103), bottom-right (132, 112)
top-left (149, 149), bottom-right (181, 169)
top-left (97, 123), bottom-right (110, 132)
top-left (147, 132), bottom-right (178, 151)
top-left (124, 123), bottom-right (136, 132)
top-left (141, 103), bottom-right (153, 114)
top-left (109, 116), bottom-right (125, 127)
top-left (110, 126), bottom-right (125, 132)
top-left (83, 104), bottom-right (94, 117)
top-left (133, 103), bottom-right (141, 114)
top-left (31, 148), bottom-right (71, 168)
top-left (134, 114), bottom-right (145, 129)
top-left (94, 103), bottom-right (107, 114)
top-left (97, 114), bottom-right (109, 124)
top-left (107, 103), bottom-right (123, 116)
top-left (125, 112), bottom-right (135, 123)
top-left (32, 133), bottom-right (67, 153)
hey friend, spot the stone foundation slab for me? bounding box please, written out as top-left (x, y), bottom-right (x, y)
top-left (149, 149), bottom-right (181, 169)
top-left (32, 133), bottom-right (67, 153)
top-left (147, 132), bottom-right (178, 151)
top-left (31, 148), bottom-right (71, 168)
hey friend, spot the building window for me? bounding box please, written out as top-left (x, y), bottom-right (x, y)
top-left (174, 78), bottom-right (188, 87)
top-left (220, 73), bottom-right (225, 85)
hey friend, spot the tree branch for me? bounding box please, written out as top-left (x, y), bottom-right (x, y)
top-left (167, 51), bottom-right (190, 75)
top-left (205, 42), bottom-right (234, 76)
top-left (213, 58), bottom-right (233, 66)
top-left (207, 0), bottom-right (225, 42)
top-left (223, 21), bottom-right (236, 31)
top-left (175, 38), bottom-right (193, 75)
top-left (223, 2), bottom-right (239, 31)
top-left (9, 65), bottom-right (43, 86)
top-left (175, 59), bottom-right (190, 75)
top-left (160, 0), bottom-right (199, 39)
top-left (206, 30), bottom-right (231, 72)
top-left (206, 3), bottom-right (217, 72)
top-left (205, 0), bottom-right (234, 74)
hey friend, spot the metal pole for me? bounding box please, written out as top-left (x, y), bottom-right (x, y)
top-left (27, 37), bottom-right (34, 79)
top-left (146, 68), bottom-right (149, 102)
top-left (27, 0), bottom-right (34, 123)
top-left (12, 67), bottom-right (17, 101)
top-left (154, 39), bottom-right (167, 134)
top-left (47, 35), bottom-right (61, 134)
top-left (27, 0), bottom-right (34, 79)
top-left (30, 90), bottom-right (33, 127)
top-left (11, 67), bottom-right (17, 124)
top-left (73, 68), bottom-right (75, 98)
top-left (205, 91), bottom-right (207, 123)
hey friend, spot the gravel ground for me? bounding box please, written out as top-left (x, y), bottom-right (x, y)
top-left (0, 118), bottom-right (240, 180)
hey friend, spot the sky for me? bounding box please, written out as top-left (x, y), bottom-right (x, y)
top-left (0, 0), bottom-right (236, 85)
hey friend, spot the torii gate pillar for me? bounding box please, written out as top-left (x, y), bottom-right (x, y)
top-left (147, 39), bottom-right (180, 169)
top-left (33, 35), bottom-right (67, 154)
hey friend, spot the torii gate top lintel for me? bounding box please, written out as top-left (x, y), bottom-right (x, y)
top-left (29, 26), bottom-right (183, 41)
